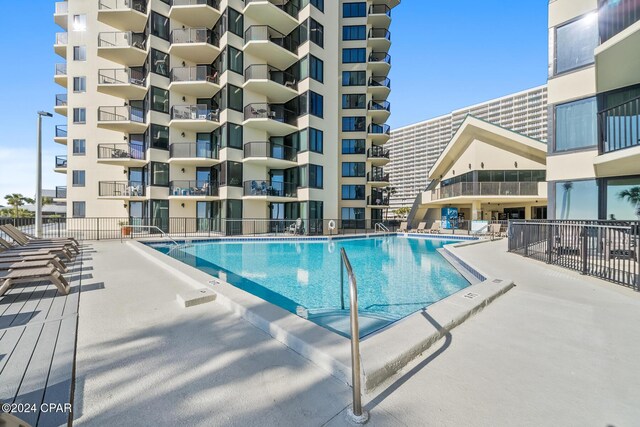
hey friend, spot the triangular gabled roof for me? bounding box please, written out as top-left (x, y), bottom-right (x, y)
top-left (428, 115), bottom-right (547, 180)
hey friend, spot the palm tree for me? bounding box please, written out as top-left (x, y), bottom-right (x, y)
top-left (618, 186), bottom-right (640, 220)
top-left (560, 182), bottom-right (573, 220)
top-left (383, 186), bottom-right (398, 220)
top-left (4, 194), bottom-right (34, 218)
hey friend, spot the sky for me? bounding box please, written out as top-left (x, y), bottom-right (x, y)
top-left (0, 0), bottom-right (549, 200)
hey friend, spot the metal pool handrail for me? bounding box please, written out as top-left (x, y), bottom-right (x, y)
top-left (120, 225), bottom-right (179, 245)
top-left (375, 222), bottom-right (389, 232)
top-left (340, 248), bottom-right (368, 423)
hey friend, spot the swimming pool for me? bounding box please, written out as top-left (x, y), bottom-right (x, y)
top-left (152, 236), bottom-right (471, 337)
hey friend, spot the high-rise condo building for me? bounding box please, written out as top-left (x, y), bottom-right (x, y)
top-left (52, 0), bottom-right (399, 233)
top-left (387, 85), bottom-right (548, 210)
top-left (547, 0), bottom-right (640, 220)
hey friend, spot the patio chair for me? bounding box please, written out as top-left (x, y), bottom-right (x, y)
top-left (250, 180), bottom-right (258, 195)
top-left (1, 225), bottom-right (79, 253)
top-left (0, 265), bottom-right (70, 297)
top-left (260, 181), bottom-right (268, 195)
top-left (415, 222), bottom-right (427, 233)
top-left (0, 237), bottom-right (74, 261)
top-left (289, 218), bottom-right (303, 235)
top-left (0, 258), bottom-right (67, 273)
top-left (3, 223), bottom-right (79, 246)
top-left (398, 222), bottom-right (408, 232)
top-left (0, 253), bottom-right (67, 272)
top-left (426, 221), bottom-right (441, 234)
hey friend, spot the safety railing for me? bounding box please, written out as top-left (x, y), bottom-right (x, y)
top-left (55, 32), bottom-right (68, 45)
top-left (98, 181), bottom-right (145, 197)
top-left (98, 31), bottom-right (147, 50)
top-left (55, 94), bottom-right (67, 106)
top-left (243, 180), bottom-right (297, 198)
top-left (433, 182), bottom-right (540, 200)
top-left (55, 125), bottom-right (67, 138)
top-left (99, 0), bottom-right (148, 13)
top-left (598, 0), bottom-right (640, 43)
top-left (98, 105), bottom-right (146, 123)
top-left (244, 103), bottom-right (297, 125)
top-left (171, 104), bottom-right (220, 121)
top-left (368, 76), bottom-right (391, 89)
top-left (170, 180), bottom-right (219, 197)
top-left (598, 94), bottom-right (640, 154)
top-left (244, 25), bottom-right (296, 52)
top-left (243, 141), bottom-right (297, 161)
top-left (170, 65), bottom-right (219, 84)
top-left (170, 142), bottom-right (218, 160)
top-left (509, 220), bottom-right (640, 290)
top-left (368, 123), bottom-right (390, 135)
top-left (245, 0), bottom-right (299, 17)
top-left (172, 0), bottom-right (219, 7)
top-left (55, 186), bottom-right (67, 199)
top-left (369, 52), bottom-right (391, 65)
top-left (369, 4), bottom-right (391, 16)
top-left (55, 155), bottom-right (67, 168)
top-left (55, 63), bottom-right (67, 76)
top-left (171, 28), bottom-right (218, 46)
top-left (98, 143), bottom-right (146, 160)
top-left (98, 68), bottom-right (147, 86)
top-left (369, 28), bottom-right (391, 40)
top-left (244, 64), bottom-right (297, 89)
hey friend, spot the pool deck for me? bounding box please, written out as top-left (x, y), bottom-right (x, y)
top-left (68, 238), bottom-right (640, 425)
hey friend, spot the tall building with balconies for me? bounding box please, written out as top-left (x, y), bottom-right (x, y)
top-left (53, 0), bottom-right (398, 233)
top-left (547, 0), bottom-right (640, 220)
top-left (387, 85), bottom-right (548, 211)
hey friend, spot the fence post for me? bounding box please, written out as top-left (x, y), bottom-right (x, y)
top-left (523, 223), bottom-right (529, 257)
top-left (96, 218), bottom-right (100, 241)
top-left (547, 224), bottom-right (553, 264)
top-left (57, 219), bottom-right (61, 238)
top-left (581, 226), bottom-right (588, 275)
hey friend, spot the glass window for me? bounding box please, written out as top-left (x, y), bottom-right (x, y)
top-left (73, 76), bottom-right (86, 93)
top-left (309, 128), bottom-right (323, 153)
top-left (150, 162), bottom-right (169, 186)
top-left (554, 97), bottom-right (597, 152)
top-left (309, 164), bottom-right (323, 188)
top-left (151, 87), bottom-right (169, 113)
top-left (343, 2), bottom-right (366, 18)
top-left (151, 11), bottom-right (170, 41)
top-left (72, 201), bottom-right (85, 218)
top-left (342, 185), bottom-right (365, 200)
top-left (310, 18), bottom-right (323, 47)
top-left (555, 13), bottom-right (599, 75)
top-left (555, 179), bottom-right (599, 220)
top-left (73, 139), bottom-right (86, 155)
top-left (150, 200), bottom-right (169, 231)
top-left (309, 91), bottom-right (323, 118)
top-left (228, 123), bottom-right (243, 149)
top-left (342, 94), bottom-right (366, 109)
top-left (228, 85), bottom-right (243, 112)
top-left (342, 116), bottom-right (366, 132)
top-left (228, 46), bottom-right (243, 74)
top-left (73, 46), bottom-right (86, 61)
top-left (72, 170), bottom-right (85, 187)
top-left (73, 108), bottom-right (86, 124)
top-left (228, 8), bottom-right (244, 38)
top-left (342, 139), bottom-right (365, 154)
top-left (343, 25), bottom-right (366, 40)
top-left (342, 71), bottom-right (366, 86)
top-left (150, 49), bottom-right (169, 77)
top-left (342, 48), bottom-right (366, 63)
top-left (72, 14), bottom-right (87, 31)
top-left (606, 176), bottom-right (640, 220)
top-left (342, 162), bottom-right (366, 177)
top-left (310, 55), bottom-right (323, 83)
top-left (150, 124), bottom-right (169, 150)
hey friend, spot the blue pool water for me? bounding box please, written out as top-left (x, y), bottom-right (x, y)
top-left (153, 236), bottom-right (470, 337)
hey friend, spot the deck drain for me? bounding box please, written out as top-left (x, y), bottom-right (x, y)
top-left (463, 292), bottom-right (479, 299)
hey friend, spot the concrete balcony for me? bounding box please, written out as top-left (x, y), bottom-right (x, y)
top-left (595, 20), bottom-right (640, 93)
top-left (244, 26), bottom-right (298, 70)
top-left (367, 170), bottom-right (390, 188)
top-left (169, 66), bottom-right (220, 97)
top-left (97, 0), bottom-right (148, 32)
top-left (367, 193), bottom-right (390, 208)
top-left (97, 68), bottom-right (147, 99)
top-left (368, 4), bottom-right (391, 28)
top-left (98, 181), bottom-right (146, 200)
top-left (97, 106), bottom-right (147, 133)
top-left (368, 52), bottom-right (391, 76)
top-left (54, 125), bottom-right (67, 145)
top-left (54, 186), bottom-right (67, 201)
top-left (243, 142), bottom-right (297, 168)
top-left (169, 180), bottom-right (219, 200)
top-left (98, 32), bottom-right (147, 66)
top-left (54, 94), bottom-right (67, 116)
top-left (170, 0), bottom-right (221, 28)
top-left (368, 124), bottom-right (391, 145)
top-left (169, 142), bottom-right (220, 166)
top-left (430, 181), bottom-right (542, 201)
top-left (368, 100), bottom-right (391, 123)
top-left (54, 63), bottom-right (67, 87)
top-left (368, 76), bottom-right (391, 100)
top-left (243, 180), bottom-right (297, 201)
top-left (368, 28), bottom-right (391, 51)
top-left (243, 0), bottom-right (299, 35)
top-left (367, 147), bottom-right (390, 166)
top-left (54, 32), bottom-right (67, 58)
top-left (170, 105), bottom-right (221, 132)
top-left (54, 1), bottom-right (68, 29)
top-left (97, 143), bottom-right (148, 167)
top-left (243, 103), bottom-right (298, 136)
top-left (54, 155), bottom-right (67, 174)
top-left (243, 64), bottom-right (298, 103)
top-left (169, 28), bottom-right (221, 64)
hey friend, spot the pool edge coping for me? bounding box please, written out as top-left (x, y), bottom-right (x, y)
top-left (126, 237), bottom-right (513, 392)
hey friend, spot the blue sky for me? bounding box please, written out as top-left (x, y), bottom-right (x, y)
top-left (0, 0), bottom-right (548, 199)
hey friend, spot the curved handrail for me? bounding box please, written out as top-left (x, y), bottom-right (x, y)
top-left (340, 248), bottom-right (366, 421)
top-left (375, 222), bottom-right (390, 233)
top-left (120, 225), bottom-right (179, 245)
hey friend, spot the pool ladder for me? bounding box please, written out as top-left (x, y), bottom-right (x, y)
top-left (340, 248), bottom-right (368, 423)
top-left (374, 222), bottom-right (390, 233)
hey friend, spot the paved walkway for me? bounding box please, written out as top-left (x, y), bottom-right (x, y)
top-left (74, 239), bottom-right (640, 426)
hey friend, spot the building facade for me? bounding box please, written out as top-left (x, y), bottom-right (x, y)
top-left (52, 0), bottom-right (398, 233)
top-left (387, 85), bottom-right (548, 211)
top-left (547, 0), bottom-right (640, 220)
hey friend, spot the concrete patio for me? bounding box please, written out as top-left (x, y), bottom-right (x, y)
top-left (72, 238), bottom-right (640, 426)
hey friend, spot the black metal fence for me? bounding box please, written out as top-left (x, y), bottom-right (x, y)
top-left (508, 220), bottom-right (640, 290)
top-left (0, 217), bottom-right (403, 242)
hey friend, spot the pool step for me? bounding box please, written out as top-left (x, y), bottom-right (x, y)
top-left (306, 309), bottom-right (399, 337)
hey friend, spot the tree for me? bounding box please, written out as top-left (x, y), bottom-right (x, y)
top-left (4, 194), bottom-right (34, 218)
top-left (383, 186), bottom-right (398, 220)
top-left (618, 186), bottom-right (640, 220)
top-left (394, 207), bottom-right (411, 219)
top-left (42, 196), bottom-right (53, 206)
